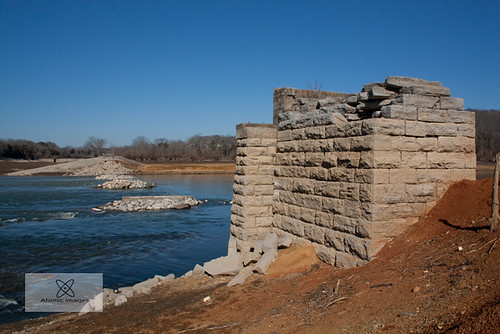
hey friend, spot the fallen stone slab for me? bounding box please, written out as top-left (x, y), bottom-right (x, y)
top-left (261, 233), bottom-right (278, 253)
top-left (203, 254), bottom-right (242, 276)
top-left (228, 265), bottom-right (255, 287)
top-left (243, 251), bottom-right (261, 266)
top-left (254, 248), bottom-right (278, 274)
top-left (278, 235), bottom-right (293, 248)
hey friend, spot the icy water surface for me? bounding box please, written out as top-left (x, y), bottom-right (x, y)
top-left (0, 175), bottom-right (233, 324)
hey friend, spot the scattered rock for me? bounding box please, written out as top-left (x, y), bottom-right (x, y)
top-left (119, 287), bottom-right (134, 298)
top-left (278, 235), bottom-right (293, 248)
top-left (412, 286), bottom-right (421, 293)
top-left (114, 295), bottom-right (128, 307)
top-left (193, 264), bottom-right (204, 275)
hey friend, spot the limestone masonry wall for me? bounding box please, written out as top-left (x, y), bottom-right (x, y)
top-left (229, 76), bottom-right (476, 268)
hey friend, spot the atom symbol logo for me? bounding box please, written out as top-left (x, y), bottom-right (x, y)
top-left (55, 279), bottom-right (75, 298)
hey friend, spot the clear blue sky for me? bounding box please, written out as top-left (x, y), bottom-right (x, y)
top-left (1, 0), bottom-right (499, 147)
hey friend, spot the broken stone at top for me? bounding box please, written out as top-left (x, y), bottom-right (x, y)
top-left (385, 76), bottom-right (451, 96)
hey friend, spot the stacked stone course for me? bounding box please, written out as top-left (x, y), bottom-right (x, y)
top-left (230, 76), bottom-right (476, 268)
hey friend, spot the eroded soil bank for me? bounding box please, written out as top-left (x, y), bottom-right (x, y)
top-left (1, 178), bottom-right (499, 333)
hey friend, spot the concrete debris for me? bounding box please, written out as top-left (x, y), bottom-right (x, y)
top-left (203, 254), bottom-right (243, 276)
top-left (227, 265), bottom-right (255, 287)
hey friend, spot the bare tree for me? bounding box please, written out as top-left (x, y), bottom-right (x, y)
top-left (85, 136), bottom-right (107, 156)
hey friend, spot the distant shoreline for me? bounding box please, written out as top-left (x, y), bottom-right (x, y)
top-left (0, 159), bottom-right (235, 176)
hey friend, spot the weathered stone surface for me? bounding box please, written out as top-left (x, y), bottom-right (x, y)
top-left (203, 254), bottom-right (242, 276)
top-left (439, 97), bottom-right (464, 110)
top-left (254, 248), bottom-right (278, 274)
top-left (393, 95), bottom-right (439, 108)
top-left (232, 76), bottom-right (474, 271)
top-left (380, 105), bottom-right (417, 120)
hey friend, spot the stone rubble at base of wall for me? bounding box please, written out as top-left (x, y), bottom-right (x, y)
top-left (230, 76), bottom-right (476, 268)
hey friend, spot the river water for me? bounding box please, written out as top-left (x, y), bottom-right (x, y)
top-left (0, 175), bottom-right (234, 324)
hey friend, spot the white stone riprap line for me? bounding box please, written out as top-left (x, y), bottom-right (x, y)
top-left (98, 195), bottom-right (202, 212)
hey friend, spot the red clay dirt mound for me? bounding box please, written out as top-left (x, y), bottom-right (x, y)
top-left (1, 179), bottom-right (499, 334)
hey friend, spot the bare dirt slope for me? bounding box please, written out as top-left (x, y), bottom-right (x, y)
top-left (1, 178), bottom-right (499, 334)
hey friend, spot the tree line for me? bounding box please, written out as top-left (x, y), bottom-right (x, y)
top-left (0, 135), bottom-right (237, 162)
top-left (1, 110), bottom-right (499, 162)
top-left (473, 109), bottom-right (500, 162)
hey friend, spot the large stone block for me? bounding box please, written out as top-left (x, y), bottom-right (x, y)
top-left (417, 108), bottom-right (448, 123)
top-left (394, 95), bottom-right (439, 108)
top-left (236, 123), bottom-right (277, 140)
top-left (385, 76), bottom-right (444, 88)
top-left (380, 105), bottom-right (417, 120)
top-left (344, 235), bottom-right (371, 260)
top-left (401, 151), bottom-right (427, 168)
top-left (237, 147), bottom-right (270, 157)
top-left (304, 224), bottom-right (326, 244)
top-left (305, 126), bottom-right (326, 139)
top-left (368, 86), bottom-right (397, 99)
top-left (299, 207), bottom-right (317, 224)
top-left (416, 138), bottom-right (438, 151)
top-left (336, 152), bottom-right (361, 168)
top-left (439, 97), bottom-right (464, 110)
top-left (406, 184), bottom-right (435, 202)
top-left (438, 136), bottom-right (475, 153)
top-left (373, 151), bottom-right (401, 168)
top-left (361, 118), bottom-right (406, 136)
top-left (203, 254), bottom-right (243, 276)
top-left (406, 121), bottom-right (457, 137)
top-left (447, 110), bottom-right (475, 124)
top-left (335, 251), bottom-right (367, 268)
top-left (324, 229), bottom-right (344, 251)
top-left (373, 184), bottom-right (407, 204)
top-left (274, 215), bottom-right (305, 237)
top-left (315, 245), bottom-right (336, 266)
top-left (457, 123), bottom-right (475, 138)
top-left (389, 168), bottom-right (418, 184)
top-left (315, 211), bottom-right (335, 229)
top-left (329, 168), bottom-right (355, 182)
top-left (427, 152), bottom-right (466, 169)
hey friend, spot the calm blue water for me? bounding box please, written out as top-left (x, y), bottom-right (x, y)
top-left (0, 175), bottom-right (234, 324)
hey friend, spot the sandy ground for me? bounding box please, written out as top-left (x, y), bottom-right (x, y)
top-left (1, 178), bottom-right (499, 333)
